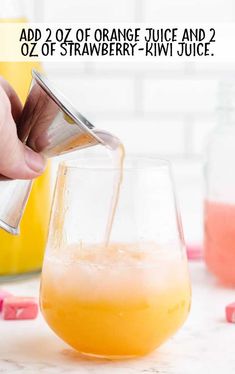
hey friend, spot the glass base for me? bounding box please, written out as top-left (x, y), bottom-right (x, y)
top-left (77, 350), bottom-right (141, 360)
top-left (0, 269), bottom-right (41, 283)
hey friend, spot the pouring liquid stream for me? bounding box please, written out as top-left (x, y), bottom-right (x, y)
top-left (94, 131), bottom-right (125, 246)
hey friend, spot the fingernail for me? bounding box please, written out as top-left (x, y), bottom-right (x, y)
top-left (24, 147), bottom-right (45, 173)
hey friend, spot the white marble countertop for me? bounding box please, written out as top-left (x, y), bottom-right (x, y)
top-left (0, 262), bottom-right (235, 374)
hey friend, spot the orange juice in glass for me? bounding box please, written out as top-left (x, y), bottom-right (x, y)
top-left (40, 157), bottom-right (191, 358)
top-left (0, 3), bottom-right (51, 276)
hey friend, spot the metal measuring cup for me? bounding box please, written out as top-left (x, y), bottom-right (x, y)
top-left (0, 70), bottom-right (107, 235)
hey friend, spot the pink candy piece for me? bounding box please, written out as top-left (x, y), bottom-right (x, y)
top-left (226, 303), bottom-right (235, 323)
top-left (2, 296), bottom-right (38, 320)
top-left (186, 245), bottom-right (203, 261)
top-left (0, 290), bottom-right (12, 312)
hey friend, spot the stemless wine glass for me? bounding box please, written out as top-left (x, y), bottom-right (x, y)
top-left (40, 156), bottom-right (191, 359)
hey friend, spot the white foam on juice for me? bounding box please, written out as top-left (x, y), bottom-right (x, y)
top-left (44, 243), bottom-right (189, 303)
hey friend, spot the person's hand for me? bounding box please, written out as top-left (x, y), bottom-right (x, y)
top-left (0, 77), bottom-right (45, 179)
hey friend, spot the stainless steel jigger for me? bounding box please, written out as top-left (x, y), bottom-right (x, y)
top-left (0, 70), bottom-right (107, 235)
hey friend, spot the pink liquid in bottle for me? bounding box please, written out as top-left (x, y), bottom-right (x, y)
top-left (204, 200), bottom-right (235, 285)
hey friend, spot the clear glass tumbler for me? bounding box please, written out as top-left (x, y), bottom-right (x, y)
top-left (40, 156), bottom-right (191, 359)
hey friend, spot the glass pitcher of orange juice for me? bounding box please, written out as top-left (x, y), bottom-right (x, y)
top-left (40, 157), bottom-right (191, 358)
top-left (0, 0), bottom-right (51, 277)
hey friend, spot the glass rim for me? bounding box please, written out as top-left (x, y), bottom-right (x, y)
top-left (59, 155), bottom-right (171, 172)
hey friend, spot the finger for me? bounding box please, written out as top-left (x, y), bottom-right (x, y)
top-left (0, 76), bottom-right (22, 124)
top-left (0, 138), bottom-right (46, 180)
top-left (0, 90), bottom-right (45, 179)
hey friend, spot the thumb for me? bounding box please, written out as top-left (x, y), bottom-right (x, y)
top-left (0, 139), bottom-right (46, 180)
top-left (24, 145), bottom-right (46, 179)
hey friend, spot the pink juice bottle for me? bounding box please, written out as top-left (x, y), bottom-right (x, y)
top-left (204, 81), bottom-right (235, 285)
